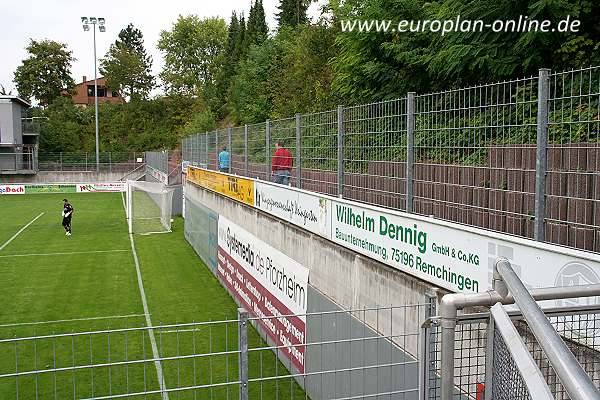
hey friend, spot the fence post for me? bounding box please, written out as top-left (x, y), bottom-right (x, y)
top-left (266, 120), bottom-right (271, 181)
top-left (420, 291), bottom-right (437, 400)
top-left (215, 130), bottom-right (219, 171)
top-left (483, 314), bottom-right (495, 400)
top-left (534, 68), bottom-right (550, 242)
top-left (205, 133), bottom-right (209, 167)
top-left (296, 113), bottom-right (302, 189)
top-left (238, 308), bottom-right (249, 400)
top-left (227, 127), bottom-right (233, 174)
top-left (406, 92), bottom-right (416, 213)
top-left (244, 124), bottom-right (249, 177)
top-left (109, 152), bottom-right (112, 173)
top-left (85, 152), bottom-right (88, 172)
top-left (337, 105), bottom-right (345, 198)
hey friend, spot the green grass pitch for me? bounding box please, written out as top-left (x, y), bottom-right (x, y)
top-left (0, 193), bottom-right (306, 399)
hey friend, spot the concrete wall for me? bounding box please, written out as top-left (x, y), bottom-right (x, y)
top-left (185, 182), bottom-right (444, 358)
top-left (183, 189), bottom-right (427, 399)
top-left (0, 171), bottom-right (127, 183)
top-left (145, 170), bottom-right (182, 216)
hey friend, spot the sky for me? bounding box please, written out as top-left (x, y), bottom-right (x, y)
top-left (0, 0), bottom-right (326, 97)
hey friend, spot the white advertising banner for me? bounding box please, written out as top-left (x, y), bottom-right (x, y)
top-left (254, 181), bottom-right (330, 238)
top-left (330, 199), bottom-right (600, 294)
top-left (217, 215), bottom-right (309, 373)
top-left (0, 185), bottom-right (25, 194)
top-left (76, 182), bottom-right (126, 192)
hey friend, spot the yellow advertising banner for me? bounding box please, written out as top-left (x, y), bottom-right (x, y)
top-left (187, 166), bottom-right (254, 206)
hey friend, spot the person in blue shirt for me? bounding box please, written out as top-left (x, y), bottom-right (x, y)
top-left (218, 147), bottom-right (230, 173)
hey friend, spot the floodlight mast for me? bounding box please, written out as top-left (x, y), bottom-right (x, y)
top-left (81, 16), bottom-right (105, 173)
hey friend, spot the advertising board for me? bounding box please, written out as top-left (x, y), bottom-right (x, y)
top-left (217, 215), bottom-right (309, 373)
top-left (329, 199), bottom-right (600, 293)
top-left (76, 182), bottom-right (126, 192)
top-left (187, 166), bottom-right (254, 206)
top-left (25, 184), bottom-right (76, 194)
top-left (254, 181), bottom-right (330, 237)
top-left (0, 185), bottom-right (25, 194)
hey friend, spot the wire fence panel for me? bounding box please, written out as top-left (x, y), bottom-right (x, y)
top-left (414, 77), bottom-right (538, 237)
top-left (0, 304), bottom-right (429, 400)
top-left (491, 322), bottom-right (531, 400)
top-left (37, 152), bottom-right (143, 174)
top-left (425, 307), bottom-right (600, 400)
top-left (180, 64), bottom-right (600, 254)
top-left (547, 66), bottom-right (600, 252)
top-left (425, 318), bottom-right (488, 400)
top-left (247, 122), bottom-right (268, 181)
top-left (343, 99), bottom-right (408, 210)
top-left (269, 117), bottom-right (298, 187)
top-left (300, 109), bottom-right (339, 196)
top-left (230, 126), bottom-right (246, 176)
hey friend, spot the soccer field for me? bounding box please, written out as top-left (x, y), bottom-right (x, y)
top-left (0, 193), bottom-right (305, 399)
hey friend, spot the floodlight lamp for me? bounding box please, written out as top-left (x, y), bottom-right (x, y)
top-left (81, 17), bottom-right (88, 24)
top-left (90, 17), bottom-right (97, 24)
top-left (99, 25), bottom-right (106, 32)
top-left (83, 25), bottom-right (90, 31)
top-left (98, 18), bottom-right (105, 25)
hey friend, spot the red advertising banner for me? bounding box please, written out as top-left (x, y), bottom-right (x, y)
top-left (217, 216), bottom-right (309, 373)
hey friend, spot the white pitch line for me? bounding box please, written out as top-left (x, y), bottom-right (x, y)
top-left (0, 249), bottom-right (130, 258)
top-left (129, 232), bottom-right (169, 400)
top-left (122, 189), bottom-right (168, 399)
top-left (0, 313), bottom-right (148, 328)
top-left (0, 212), bottom-right (44, 251)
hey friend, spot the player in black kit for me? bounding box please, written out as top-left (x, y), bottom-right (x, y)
top-left (62, 199), bottom-right (74, 236)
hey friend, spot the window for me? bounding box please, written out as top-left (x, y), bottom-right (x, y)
top-left (86, 85), bottom-right (106, 97)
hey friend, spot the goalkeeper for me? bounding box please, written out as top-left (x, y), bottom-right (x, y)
top-left (62, 199), bottom-right (74, 236)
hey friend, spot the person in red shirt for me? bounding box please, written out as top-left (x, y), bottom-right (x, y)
top-left (271, 141), bottom-right (293, 185)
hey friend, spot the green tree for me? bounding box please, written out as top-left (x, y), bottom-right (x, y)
top-left (158, 15), bottom-right (228, 98)
top-left (276, 0), bottom-right (309, 29)
top-left (247, 0), bottom-right (269, 46)
top-left (14, 39), bottom-right (76, 105)
top-left (100, 23), bottom-right (154, 100)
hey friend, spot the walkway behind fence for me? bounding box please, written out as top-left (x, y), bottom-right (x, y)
top-left (182, 66), bottom-right (600, 254)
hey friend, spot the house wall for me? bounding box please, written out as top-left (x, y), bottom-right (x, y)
top-left (0, 101), bottom-right (14, 144)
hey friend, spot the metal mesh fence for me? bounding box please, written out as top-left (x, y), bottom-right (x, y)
top-left (230, 126), bottom-right (246, 176)
top-left (300, 109), bottom-right (338, 196)
top-left (414, 77), bottom-right (538, 236)
top-left (424, 307), bottom-right (600, 400)
top-left (491, 324), bottom-right (530, 400)
top-left (181, 64), bottom-right (600, 254)
top-left (247, 122), bottom-right (268, 180)
top-left (425, 318), bottom-right (488, 400)
top-left (0, 303), bottom-right (428, 400)
top-left (344, 99), bottom-right (408, 209)
top-left (546, 66), bottom-right (600, 252)
top-left (37, 152), bottom-right (142, 174)
top-left (269, 117), bottom-right (298, 187)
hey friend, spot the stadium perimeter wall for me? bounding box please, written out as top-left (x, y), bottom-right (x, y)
top-left (0, 171), bottom-right (126, 183)
top-left (183, 187), bottom-right (426, 399)
top-left (144, 168), bottom-right (182, 216)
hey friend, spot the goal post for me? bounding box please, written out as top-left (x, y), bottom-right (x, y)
top-left (126, 180), bottom-right (174, 235)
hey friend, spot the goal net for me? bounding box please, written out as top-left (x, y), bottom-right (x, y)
top-left (126, 180), bottom-right (174, 235)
